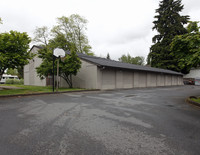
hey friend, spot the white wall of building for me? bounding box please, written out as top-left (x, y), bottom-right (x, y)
top-left (172, 75), bottom-right (178, 85)
top-left (156, 74), bottom-right (165, 86)
top-left (101, 69), bottom-right (116, 90)
top-left (165, 75), bottom-right (172, 86)
top-left (72, 60), bottom-right (98, 89)
top-left (96, 68), bottom-right (183, 90)
top-left (24, 47), bottom-right (46, 86)
top-left (133, 71), bottom-right (139, 88)
top-left (122, 71), bottom-right (133, 88)
top-left (147, 72), bottom-right (157, 87)
top-left (138, 71), bottom-right (147, 88)
top-left (115, 70), bottom-right (123, 89)
top-left (178, 76), bottom-right (183, 85)
top-left (184, 69), bottom-right (200, 79)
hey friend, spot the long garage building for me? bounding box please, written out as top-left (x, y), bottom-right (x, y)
top-left (73, 53), bottom-right (183, 89)
top-left (24, 46), bottom-right (183, 90)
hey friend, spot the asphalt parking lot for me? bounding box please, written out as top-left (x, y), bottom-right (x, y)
top-left (0, 85), bottom-right (200, 155)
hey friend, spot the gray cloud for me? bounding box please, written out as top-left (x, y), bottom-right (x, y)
top-left (0, 0), bottom-right (199, 61)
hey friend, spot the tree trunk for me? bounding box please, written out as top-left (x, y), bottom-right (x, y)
top-left (0, 74), bottom-right (2, 81)
top-left (0, 69), bottom-right (5, 81)
top-left (61, 74), bottom-right (73, 88)
top-left (70, 74), bottom-right (73, 88)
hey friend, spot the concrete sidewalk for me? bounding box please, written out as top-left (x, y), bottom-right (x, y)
top-left (0, 88), bottom-right (100, 98)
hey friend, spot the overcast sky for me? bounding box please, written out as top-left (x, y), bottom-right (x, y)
top-left (1, 0), bottom-right (200, 61)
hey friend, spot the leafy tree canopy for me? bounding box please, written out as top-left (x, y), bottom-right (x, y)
top-left (34, 14), bottom-right (93, 55)
top-left (6, 68), bottom-right (18, 75)
top-left (170, 21), bottom-right (200, 74)
top-left (52, 14), bottom-right (93, 55)
top-left (36, 45), bottom-right (81, 88)
top-left (119, 54), bottom-right (145, 65)
top-left (33, 26), bottom-right (50, 46)
top-left (33, 14), bottom-right (90, 87)
top-left (148, 0), bottom-right (189, 71)
top-left (0, 31), bottom-right (32, 80)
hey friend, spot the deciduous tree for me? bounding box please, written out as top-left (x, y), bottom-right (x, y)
top-left (36, 46), bottom-right (81, 88)
top-left (33, 14), bottom-right (92, 87)
top-left (6, 68), bottom-right (18, 75)
top-left (119, 54), bottom-right (145, 65)
top-left (170, 21), bottom-right (200, 74)
top-left (51, 14), bottom-right (93, 55)
top-left (0, 31), bottom-right (32, 80)
top-left (33, 26), bottom-right (50, 46)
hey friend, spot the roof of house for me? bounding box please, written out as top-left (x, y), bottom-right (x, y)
top-left (30, 45), bottom-right (43, 51)
top-left (76, 53), bottom-right (182, 76)
top-left (32, 45), bottom-right (182, 76)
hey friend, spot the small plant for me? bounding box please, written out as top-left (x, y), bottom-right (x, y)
top-left (5, 79), bottom-right (24, 85)
top-left (191, 98), bottom-right (200, 103)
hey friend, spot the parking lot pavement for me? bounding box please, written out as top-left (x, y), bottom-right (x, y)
top-left (0, 85), bottom-right (200, 155)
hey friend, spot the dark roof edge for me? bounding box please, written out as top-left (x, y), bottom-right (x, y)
top-left (80, 57), bottom-right (183, 76)
top-left (29, 45), bottom-right (183, 76)
top-left (29, 45), bottom-right (43, 52)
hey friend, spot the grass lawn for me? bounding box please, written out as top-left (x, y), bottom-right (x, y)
top-left (191, 98), bottom-right (200, 103)
top-left (0, 84), bottom-right (84, 96)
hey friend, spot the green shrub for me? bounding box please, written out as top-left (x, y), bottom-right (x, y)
top-left (5, 79), bottom-right (24, 85)
top-left (5, 79), bottom-right (14, 84)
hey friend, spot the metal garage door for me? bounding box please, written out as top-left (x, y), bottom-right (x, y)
top-left (101, 69), bottom-right (116, 89)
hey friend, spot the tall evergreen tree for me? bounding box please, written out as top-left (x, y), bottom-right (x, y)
top-left (147, 0), bottom-right (189, 71)
top-left (106, 53), bottom-right (110, 59)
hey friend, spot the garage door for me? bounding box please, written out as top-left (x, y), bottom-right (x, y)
top-left (102, 69), bottom-right (116, 89)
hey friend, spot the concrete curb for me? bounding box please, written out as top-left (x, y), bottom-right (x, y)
top-left (186, 96), bottom-right (200, 108)
top-left (0, 89), bottom-right (100, 99)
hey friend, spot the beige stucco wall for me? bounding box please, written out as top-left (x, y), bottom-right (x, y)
top-left (24, 64), bottom-right (29, 85)
top-left (101, 68), bottom-right (116, 90)
top-left (165, 75), bottom-right (172, 86)
top-left (147, 72), bottom-right (157, 87)
top-left (97, 68), bottom-right (183, 90)
top-left (122, 71), bottom-right (133, 88)
top-left (156, 74), bottom-right (165, 86)
top-left (172, 75), bottom-right (178, 85)
top-left (138, 71), bottom-right (147, 87)
top-left (116, 70), bottom-right (123, 89)
top-left (133, 71), bottom-right (139, 87)
top-left (58, 76), bottom-right (69, 88)
top-left (33, 56), bottom-right (46, 86)
top-left (72, 60), bottom-right (98, 89)
top-left (178, 76), bottom-right (183, 85)
top-left (99, 69), bottom-right (134, 90)
top-left (97, 67), bottom-right (103, 89)
top-left (24, 47), bottom-right (46, 86)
